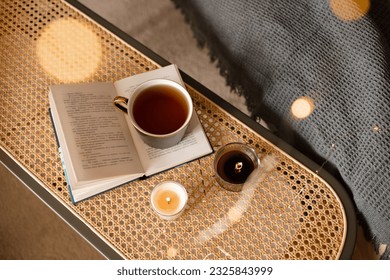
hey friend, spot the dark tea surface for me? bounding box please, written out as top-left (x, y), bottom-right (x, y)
top-left (217, 150), bottom-right (255, 184)
top-left (133, 85), bottom-right (189, 135)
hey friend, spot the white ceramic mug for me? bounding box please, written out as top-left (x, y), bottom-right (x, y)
top-left (114, 79), bottom-right (193, 149)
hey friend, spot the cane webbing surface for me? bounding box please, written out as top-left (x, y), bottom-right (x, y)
top-left (0, 0), bottom-right (347, 259)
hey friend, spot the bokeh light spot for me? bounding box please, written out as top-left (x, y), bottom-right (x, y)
top-left (329, 0), bottom-right (370, 21)
top-left (291, 96), bottom-right (315, 119)
top-left (167, 247), bottom-right (178, 258)
top-left (37, 19), bottom-right (101, 82)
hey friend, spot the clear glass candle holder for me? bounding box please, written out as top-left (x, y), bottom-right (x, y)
top-left (214, 142), bottom-right (260, 192)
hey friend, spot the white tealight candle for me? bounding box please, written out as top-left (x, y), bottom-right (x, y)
top-left (150, 181), bottom-right (188, 220)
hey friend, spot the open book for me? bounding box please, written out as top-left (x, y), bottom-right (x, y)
top-left (49, 65), bottom-right (213, 203)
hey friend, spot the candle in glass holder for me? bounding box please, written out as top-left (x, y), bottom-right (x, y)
top-left (150, 181), bottom-right (188, 220)
top-left (214, 142), bottom-right (260, 192)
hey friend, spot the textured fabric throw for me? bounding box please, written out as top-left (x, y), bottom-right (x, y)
top-left (173, 0), bottom-right (390, 258)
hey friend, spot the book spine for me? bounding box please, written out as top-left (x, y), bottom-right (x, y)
top-left (49, 109), bottom-right (76, 204)
top-left (58, 146), bottom-right (75, 204)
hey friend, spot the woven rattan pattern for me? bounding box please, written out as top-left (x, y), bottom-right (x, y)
top-left (0, 0), bottom-right (346, 259)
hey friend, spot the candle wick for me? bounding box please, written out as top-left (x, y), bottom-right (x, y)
top-left (166, 197), bottom-right (171, 204)
top-left (235, 162), bottom-right (243, 174)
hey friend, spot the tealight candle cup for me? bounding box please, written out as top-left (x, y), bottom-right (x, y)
top-left (214, 142), bottom-right (260, 192)
top-left (150, 181), bottom-right (188, 220)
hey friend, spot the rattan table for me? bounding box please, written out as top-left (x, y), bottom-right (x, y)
top-left (0, 0), bottom-right (356, 259)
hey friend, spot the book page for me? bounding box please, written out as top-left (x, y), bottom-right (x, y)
top-left (49, 83), bottom-right (144, 185)
top-left (114, 65), bottom-right (213, 176)
top-left (114, 65), bottom-right (182, 98)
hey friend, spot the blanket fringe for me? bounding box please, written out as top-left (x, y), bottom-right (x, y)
top-left (172, 0), bottom-right (389, 260)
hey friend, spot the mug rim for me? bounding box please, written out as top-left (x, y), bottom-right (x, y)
top-left (128, 79), bottom-right (193, 138)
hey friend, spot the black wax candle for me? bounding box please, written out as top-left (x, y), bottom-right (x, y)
top-left (216, 150), bottom-right (255, 184)
top-left (214, 142), bottom-right (260, 192)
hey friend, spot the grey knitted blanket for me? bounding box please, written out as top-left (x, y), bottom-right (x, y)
top-left (173, 0), bottom-right (390, 258)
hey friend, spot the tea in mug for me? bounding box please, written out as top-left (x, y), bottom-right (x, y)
top-left (132, 85), bottom-right (189, 135)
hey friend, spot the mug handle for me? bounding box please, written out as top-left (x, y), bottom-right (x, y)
top-left (113, 96), bottom-right (128, 114)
